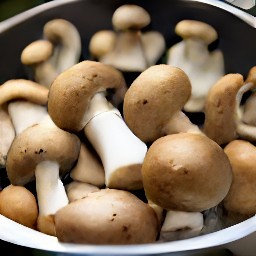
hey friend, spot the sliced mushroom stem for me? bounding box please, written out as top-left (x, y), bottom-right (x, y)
top-left (8, 101), bottom-right (48, 134)
top-left (35, 160), bottom-right (68, 217)
top-left (84, 92), bottom-right (147, 190)
top-left (160, 210), bottom-right (204, 241)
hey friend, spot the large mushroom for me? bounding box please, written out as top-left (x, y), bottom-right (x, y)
top-left (91, 4), bottom-right (165, 72)
top-left (203, 68), bottom-right (256, 145)
top-left (5, 115), bottom-right (80, 236)
top-left (142, 133), bottom-right (233, 239)
top-left (166, 19), bottom-right (224, 112)
top-left (48, 60), bottom-right (147, 190)
top-left (54, 188), bottom-right (159, 244)
top-left (223, 139), bottom-right (256, 226)
top-left (123, 64), bottom-right (201, 144)
top-left (0, 184), bottom-right (38, 230)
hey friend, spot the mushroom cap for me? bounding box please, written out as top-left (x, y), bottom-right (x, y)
top-left (21, 40), bottom-right (53, 65)
top-left (48, 60), bottom-right (126, 132)
top-left (224, 139), bottom-right (256, 217)
top-left (203, 73), bottom-right (244, 145)
top-left (142, 133), bottom-right (233, 212)
top-left (0, 184), bottom-right (38, 229)
top-left (55, 188), bottom-right (159, 244)
top-left (175, 20), bottom-right (218, 45)
top-left (123, 64), bottom-right (191, 143)
top-left (6, 122), bottom-right (80, 186)
top-left (112, 4), bottom-right (151, 31)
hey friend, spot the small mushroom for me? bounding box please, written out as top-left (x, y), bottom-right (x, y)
top-left (54, 188), bottom-right (159, 244)
top-left (0, 184), bottom-right (38, 229)
top-left (65, 181), bottom-right (100, 202)
top-left (70, 141), bottom-right (105, 187)
top-left (6, 116), bottom-right (81, 236)
top-left (96, 4), bottom-right (165, 72)
top-left (223, 139), bottom-right (256, 226)
top-left (0, 106), bottom-right (15, 168)
top-left (48, 60), bottom-right (147, 190)
top-left (123, 64), bottom-right (201, 144)
top-left (203, 70), bottom-right (256, 145)
top-left (142, 133), bottom-right (232, 212)
top-left (167, 19), bottom-right (224, 112)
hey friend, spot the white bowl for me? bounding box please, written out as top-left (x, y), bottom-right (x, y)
top-left (0, 0), bottom-right (256, 255)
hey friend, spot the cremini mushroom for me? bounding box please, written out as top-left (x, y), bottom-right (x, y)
top-left (97, 4), bottom-right (165, 72)
top-left (0, 184), bottom-right (38, 229)
top-left (142, 133), bottom-right (232, 238)
top-left (0, 106), bottom-right (15, 168)
top-left (167, 19), bottom-right (224, 112)
top-left (123, 64), bottom-right (201, 144)
top-left (6, 115), bottom-right (80, 236)
top-left (54, 188), bottom-right (159, 244)
top-left (223, 139), bottom-right (256, 226)
top-left (203, 68), bottom-right (256, 145)
top-left (70, 141), bottom-right (105, 187)
top-left (242, 91), bottom-right (256, 126)
top-left (0, 79), bottom-right (49, 135)
top-left (48, 60), bottom-right (147, 190)
top-left (65, 180), bottom-right (100, 202)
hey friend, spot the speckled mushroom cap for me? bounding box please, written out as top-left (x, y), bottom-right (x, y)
top-left (142, 133), bottom-right (233, 212)
top-left (203, 73), bottom-right (245, 145)
top-left (112, 4), bottom-right (151, 31)
top-left (55, 188), bottom-right (159, 244)
top-left (175, 20), bottom-right (218, 45)
top-left (48, 60), bottom-right (126, 132)
top-left (6, 122), bottom-right (80, 186)
top-left (224, 139), bottom-right (256, 217)
top-left (123, 64), bottom-right (191, 143)
top-left (21, 40), bottom-right (53, 65)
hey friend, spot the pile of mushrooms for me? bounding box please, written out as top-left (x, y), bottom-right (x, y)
top-left (1, 3), bottom-right (256, 247)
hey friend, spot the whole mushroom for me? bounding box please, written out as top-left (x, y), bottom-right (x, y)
top-left (48, 60), bottom-right (147, 190)
top-left (6, 115), bottom-right (81, 236)
top-left (55, 188), bottom-right (159, 244)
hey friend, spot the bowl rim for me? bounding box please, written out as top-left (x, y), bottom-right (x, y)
top-left (1, 0), bottom-right (256, 254)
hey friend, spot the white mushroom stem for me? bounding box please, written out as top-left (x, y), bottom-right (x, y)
top-left (8, 101), bottom-right (48, 134)
top-left (83, 92), bottom-right (147, 189)
top-left (100, 31), bottom-right (148, 72)
top-left (160, 210), bottom-right (204, 241)
top-left (167, 38), bottom-right (224, 112)
top-left (35, 161), bottom-right (69, 217)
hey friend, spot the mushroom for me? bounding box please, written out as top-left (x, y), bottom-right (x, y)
top-left (223, 139), bottom-right (256, 226)
top-left (0, 106), bottom-right (15, 168)
top-left (166, 19), bottom-right (224, 112)
top-left (0, 184), bottom-right (38, 230)
top-left (96, 4), bottom-right (165, 72)
top-left (65, 180), bottom-right (100, 202)
top-left (242, 91), bottom-right (256, 126)
top-left (5, 115), bottom-right (81, 236)
top-left (203, 69), bottom-right (256, 145)
top-left (0, 79), bottom-right (49, 135)
top-left (48, 60), bottom-right (147, 190)
top-left (54, 188), bottom-right (159, 244)
top-left (70, 141), bottom-right (105, 187)
top-left (123, 64), bottom-right (201, 144)
top-left (20, 40), bottom-right (57, 87)
top-left (141, 133), bottom-right (232, 238)
top-left (21, 18), bottom-right (81, 88)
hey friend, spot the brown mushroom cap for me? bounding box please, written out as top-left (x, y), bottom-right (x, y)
top-left (142, 133), bottom-right (233, 212)
top-left (0, 184), bottom-right (38, 229)
top-left (48, 60), bottom-right (126, 132)
top-left (6, 122), bottom-right (80, 186)
top-left (55, 188), bottom-right (159, 244)
top-left (112, 4), bottom-right (151, 31)
top-left (175, 20), bottom-right (218, 45)
top-left (21, 40), bottom-right (53, 65)
top-left (224, 140), bottom-right (256, 217)
top-left (123, 64), bottom-right (191, 143)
